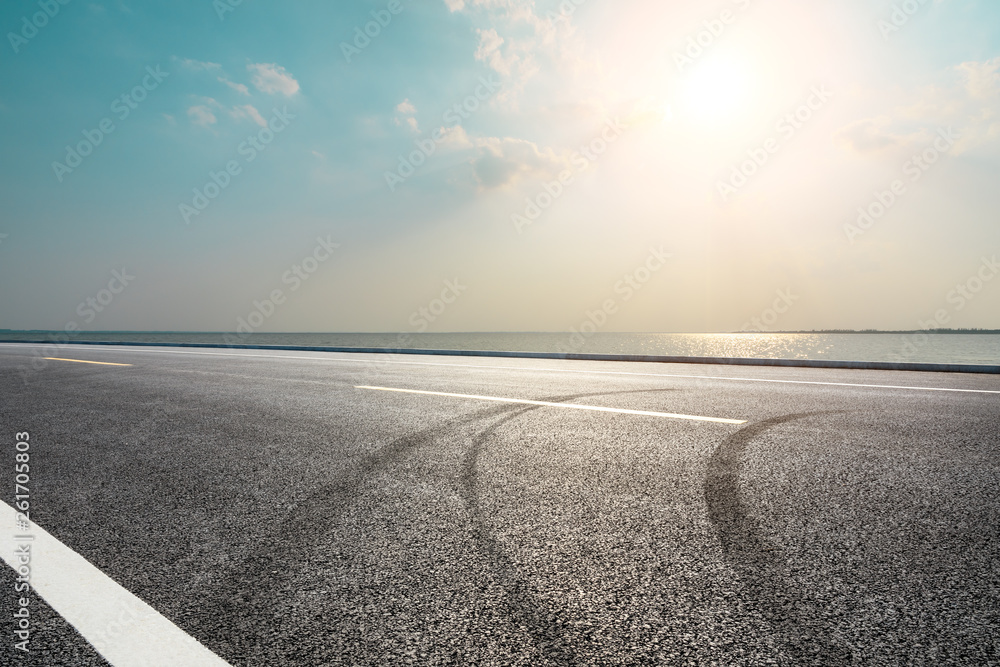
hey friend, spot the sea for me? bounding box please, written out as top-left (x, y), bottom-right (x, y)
top-left (2, 332), bottom-right (999, 365)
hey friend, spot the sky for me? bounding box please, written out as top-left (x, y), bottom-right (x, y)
top-left (1, 0), bottom-right (999, 334)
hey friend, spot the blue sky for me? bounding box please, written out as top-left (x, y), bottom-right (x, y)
top-left (1, 0), bottom-right (999, 333)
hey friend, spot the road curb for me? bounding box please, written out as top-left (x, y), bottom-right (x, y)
top-left (2, 340), bottom-right (999, 374)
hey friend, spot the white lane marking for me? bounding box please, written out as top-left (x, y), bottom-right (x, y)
top-left (3, 343), bottom-right (1000, 395)
top-left (355, 385), bottom-right (748, 424)
top-left (0, 502), bottom-right (232, 667)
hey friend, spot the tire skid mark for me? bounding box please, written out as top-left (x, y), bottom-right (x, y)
top-left (461, 389), bottom-right (685, 665)
top-left (203, 387), bottom-right (680, 663)
top-left (195, 404), bottom-right (523, 663)
top-left (704, 412), bottom-right (853, 666)
top-left (461, 406), bottom-right (579, 665)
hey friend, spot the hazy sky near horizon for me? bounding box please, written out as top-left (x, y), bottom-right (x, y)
top-left (1, 0), bottom-right (999, 333)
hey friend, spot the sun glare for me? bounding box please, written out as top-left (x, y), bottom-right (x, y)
top-left (679, 57), bottom-right (751, 121)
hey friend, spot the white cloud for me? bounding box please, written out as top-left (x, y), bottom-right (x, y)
top-left (193, 96), bottom-right (223, 109)
top-left (248, 63), bottom-right (300, 96)
top-left (392, 116), bottom-right (420, 132)
top-left (218, 77), bottom-right (250, 96)
top-left (837, 57), bottom-right (1000, 156)
top-left (957, 56), bottom-right (1000, 100)
top-left (475, 28), bottom-right (518, 77)
top-left (393, 99), bottom-right (420, 132)
top-left (439, 125), bottom-right (473, 149)
top-left (179, 58), bottom-right (221, 72)
top-left (432, 0), bottom-right (617, 191)
top-left (176, 59), bottom-right (254, 98)
top-left (835, 118), bottom-right (905, 154)
top-left (474, 27), bottom-right (503, 60)
top-left (230, 104), bottom-right (267, 127)
top-left (187, 105), bottom-right (217, 127)
top-left (469, 136), bottom-right (570, 189)
top-left (444, 0), bottom-right (595, 108)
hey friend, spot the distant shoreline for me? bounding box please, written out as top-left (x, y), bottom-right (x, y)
top-left (1, 329), bottom-right (1000, 335)
top-left (736, 329), bottom-right (1000, 335)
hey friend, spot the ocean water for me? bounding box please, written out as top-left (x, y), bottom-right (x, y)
top-left (2, 331), bottom-right (999, 365)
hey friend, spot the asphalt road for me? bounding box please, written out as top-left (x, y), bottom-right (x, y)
top-left (1, 343), bottom-right (999, 666)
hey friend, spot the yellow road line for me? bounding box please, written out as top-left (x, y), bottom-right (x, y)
top-left (45, 358), bottom-right (132, 367)
top-left (356, 385), bottom-right (747, 425)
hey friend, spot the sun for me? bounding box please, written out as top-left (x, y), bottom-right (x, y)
top-left (678, 56), bottom-right (752, 121)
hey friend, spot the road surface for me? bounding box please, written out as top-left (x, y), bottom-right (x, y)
top-left (1, 343), bottom-right (998, 666)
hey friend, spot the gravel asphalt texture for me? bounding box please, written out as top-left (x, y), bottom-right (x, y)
top-left (1, 343), bottom-right (998, 666)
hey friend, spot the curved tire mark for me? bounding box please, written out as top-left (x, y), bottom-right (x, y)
top-left (204, 387), bottom-right (680, 663)
top-left (462, 406), bottom-right (578, 665)
top-left (196, 402), bottom-right (527, 663)
top-left (705, 412), bottom-right (853, 665)
top-left (461, 388), bottom-right (682, 665)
